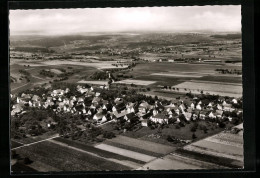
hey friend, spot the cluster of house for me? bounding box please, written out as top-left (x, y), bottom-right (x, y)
top-left (10, 85), bottom-right (242, 128)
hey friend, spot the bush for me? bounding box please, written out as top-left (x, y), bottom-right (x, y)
top-left (167, 135), bottom-right (173, 142)
top-left (178, 122), bottom-right (185, 127)
top-left (192, 133), bottom-right (197, 139)
top-left (103, 131), bottom-right (116, 139)
top-left (218, 122), bottom-right (226, 128)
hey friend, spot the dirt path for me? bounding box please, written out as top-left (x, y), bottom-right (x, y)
top-left (11, 134), bottom-right (60, 150)
top-left (11, 83), bottom-right (30, 91)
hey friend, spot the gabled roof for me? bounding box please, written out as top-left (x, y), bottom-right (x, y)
top-left (21, 93), bottom-right (31, 99)
top-left (183, 98), bottom-right (193, 106)
top-left (215, 110), bottom-right (223, 115)
top-left (94, 113), bottom-right (104, 120)
top-left (32, 95), bottom-right (40, 101)
top-left (139, 102), bottom-right (154, 110)
top-left (114, 98), bottom-right (124, 105)
top-left (102, 100), bottom-right (109, 105)
top-left (155, 102), bottom-right (164, 110)
top-left (184, 112), bottom-right (192, 118)
top-left (92, 97), bottom-right (102, 103)
top-left (152, 113), bottom-right (168, 120)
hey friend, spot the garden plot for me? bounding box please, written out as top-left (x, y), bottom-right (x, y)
top-left (114, 79), bottom-right (156, 86)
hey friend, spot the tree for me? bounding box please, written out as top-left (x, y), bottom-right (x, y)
top-left (192, 133), bottom-right (197, 139)
top-left (103, 131), bottom-right (115, 139)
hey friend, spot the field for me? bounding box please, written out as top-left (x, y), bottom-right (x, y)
top-left (180, 124), bottom-right (243, 168)
top-left (151, 72), bottom-right (204, 78)
top-left (114, 79), bottom-right (156, 86)
top-left (126, 62), bottom-right (242, 88)
top-left (15, 140), bottom-right (133, 171)
top-left (77, 80), bottom-right (108, 85)
top-left (103, 135), bottom-right (175, 155)
top-left (172, 81), bottom-right (242, 97)
top-left (136, 153), bottom-right (227, 170)
top-left (39, 60), bottom-right (128, 69)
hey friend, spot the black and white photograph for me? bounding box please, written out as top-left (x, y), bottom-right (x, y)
top-left (9, 5), bottom-right (244, 173)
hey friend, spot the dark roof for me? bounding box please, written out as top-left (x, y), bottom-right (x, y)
top-left (125, 112), bottom-right (136, 120)
top-left (153, 113), bottom-right (168, 119)
top-left (115, 103), bottom-right (126, 111)
top-left (142, 112), bottom-right (152, 119)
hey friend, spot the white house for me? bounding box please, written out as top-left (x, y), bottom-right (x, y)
top-left (196, 104), bottom-right (202, 110)
top-left (232, 99), bottom-right (238, 104)
top-left (191, 103), bottom-right (195, 109)
top-left (209, 112), bottom-right (216, 119)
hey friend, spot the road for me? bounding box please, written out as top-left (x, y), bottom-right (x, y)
top-left (11, 74), bottom-right (49, 93)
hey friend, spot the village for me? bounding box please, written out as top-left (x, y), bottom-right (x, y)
top-left (10, 80), bottom-right (243, 141)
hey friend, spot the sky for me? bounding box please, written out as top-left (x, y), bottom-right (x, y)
top-left (9, 5), bottom-right (241, 36)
